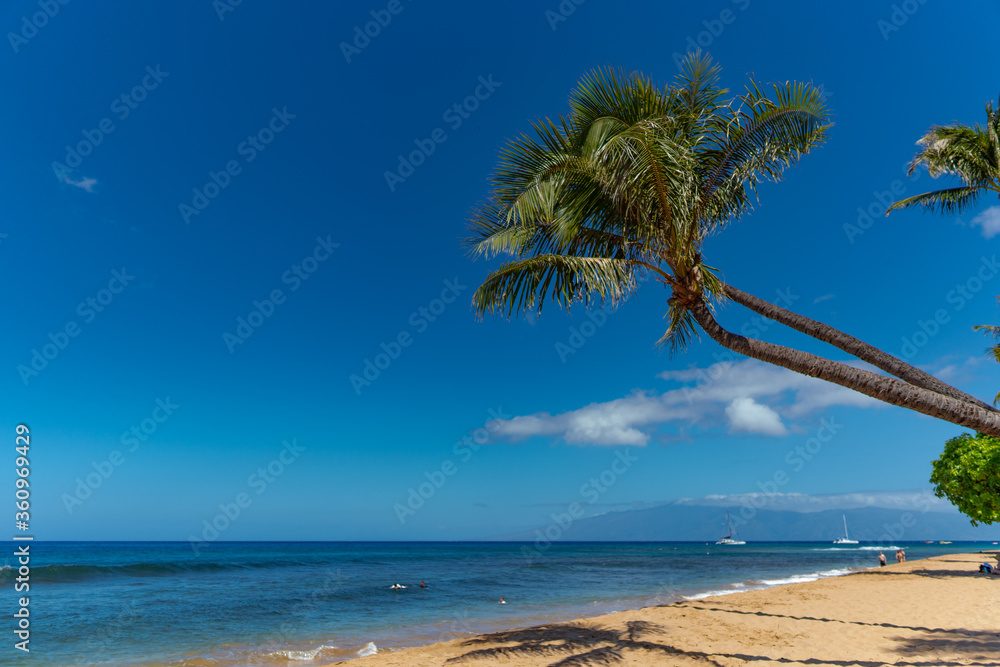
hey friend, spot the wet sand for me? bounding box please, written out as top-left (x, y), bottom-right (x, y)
top-left (334, 552), bottom-right (1000, 666)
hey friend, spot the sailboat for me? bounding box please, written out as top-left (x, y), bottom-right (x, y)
top-left (715, 511), bottom-right (746, 545)
top-left (833, 514), bottom-right (858, 544)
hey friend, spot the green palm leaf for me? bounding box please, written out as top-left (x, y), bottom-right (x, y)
top-left (472, 255), bottom-right (648, 319)
top-left (888, 98), bottom-right (1000, 216)
top-left (469, 53), bottom-right (830, 353)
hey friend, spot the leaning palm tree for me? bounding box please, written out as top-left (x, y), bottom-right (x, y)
top-left (468, 53), bottom-right (1000, 436)
top-left (886, 97), bottom-right (1000, 215)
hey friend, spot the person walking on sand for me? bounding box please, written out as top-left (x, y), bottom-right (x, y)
top-left (879, 552), bottom-right (887, 567)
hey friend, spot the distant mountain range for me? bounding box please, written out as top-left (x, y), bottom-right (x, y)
top-left (497, 504), bottom-right (1000, 542)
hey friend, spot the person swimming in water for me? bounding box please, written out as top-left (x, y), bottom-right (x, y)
top-left (499, 596), bottom-right (506, 604)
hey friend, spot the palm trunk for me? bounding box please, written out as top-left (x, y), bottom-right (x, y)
top-left (689, 300), bottom-right (1000, 437)
top-left (723, 283), bottom-right (996, 413)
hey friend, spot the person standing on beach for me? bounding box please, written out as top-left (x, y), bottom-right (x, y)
top-left (879, 552), bottom-right (887, 567)
top-left (896, 549), bottom-right (903, 563)
top-left (899, 549), bottom-right (906, 563)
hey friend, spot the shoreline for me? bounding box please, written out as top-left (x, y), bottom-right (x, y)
top-left (318, 555), bottom-right (874, 661)
top-left (333, 552), bottom-right (1000, 666)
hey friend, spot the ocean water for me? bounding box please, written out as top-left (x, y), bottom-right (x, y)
top-left (9, 540), bottom-right (997, 666)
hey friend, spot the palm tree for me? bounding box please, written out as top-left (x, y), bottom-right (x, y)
top-left (886, 97), bottom-right (1000, 215)
top-left (468, 53), bottom-right (1000, 436)
top-left (886, 99), bottom-right (1000, 405)
top-left (975, 297), bottom-right (1000, 404)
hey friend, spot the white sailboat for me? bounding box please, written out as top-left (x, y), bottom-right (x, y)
top-left (715, 511), bottom-right (746, 545)
top-left (833, 514), bottom-right (858, 544)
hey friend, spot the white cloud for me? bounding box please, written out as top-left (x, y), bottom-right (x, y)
top-left (496, 391), bottom-right (688, 446)
top-left (971, 206), bottom-right (1000, 239)
top-left (725, 397), bottom-right (788, 436)
top-left (813, 294), bottom-right (835, 304)
top-left (489, 359), bottom-right (880, 446)
top-left (62, 174), bottom-right (97, 192)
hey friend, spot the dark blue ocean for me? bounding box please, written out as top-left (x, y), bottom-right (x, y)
top-left (6, 540), bottom-right (997, 666)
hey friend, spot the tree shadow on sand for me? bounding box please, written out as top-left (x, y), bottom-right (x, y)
top-left (443, 617), bottom-right (1000, 667)
top-left (684, 603), bottom-right (992, 637)
top-left (891, 629), bottom-right (1000, 666)
top-left (444, 620), bottom-right (729, 667)
top-left (861, 567), bottom-right (1000, 580)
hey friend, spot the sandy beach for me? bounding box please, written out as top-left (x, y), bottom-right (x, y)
top-left (338, 552), bottom-right (1000, 666)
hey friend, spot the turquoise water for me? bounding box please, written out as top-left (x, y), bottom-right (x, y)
top-left (10, 540), bottom-right (997, 666)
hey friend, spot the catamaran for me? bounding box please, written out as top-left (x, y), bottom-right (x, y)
top-left (715, 511), bottom-right (746, 545)
top-left (833, 514), bottom-right (858, 544)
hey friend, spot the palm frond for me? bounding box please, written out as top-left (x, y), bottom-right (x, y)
top-left (673, 50), bottom-right (725, 125)
top-left (885, 186), bottom-right (983, 215)
top-left (469, 59), bottom-right (829, 333)
top-left (472, 255), bottom-right (646, 319)
top-left (656, 262), bottom-right (726, 355)
top-left (696, 80), bottom-right (831, 226)
top-left (974, 324), bottom-right (1000, 341)
top-left (658, 302), bottom-right (701, 355)
top-left (909, 125), bottom-right (996, 184)
top-left (889, 98), bottom-right (1000, 216)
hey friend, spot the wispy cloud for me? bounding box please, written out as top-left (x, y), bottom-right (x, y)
top-left (674, 489), bottom-right (956, 513)
top-left (489, 359), bottom-right (880, 446)
top-left (813, 293), bottom-right (835, 304)
top-left (62, 174), bottom-right (97, 193)
top-left (934, 355), bottom-right (988, 383)
top-left (971, 206), bottom-right (1000, 239)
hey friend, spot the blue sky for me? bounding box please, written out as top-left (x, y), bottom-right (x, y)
top-left (3, 0), bottom-right (999, 541)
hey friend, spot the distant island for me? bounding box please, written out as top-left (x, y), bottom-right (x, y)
top-left (495, 505), bottom-right (1000, 542)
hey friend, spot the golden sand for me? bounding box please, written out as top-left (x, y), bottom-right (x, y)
top-left (335, 552), bottom-right (1000, 666)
